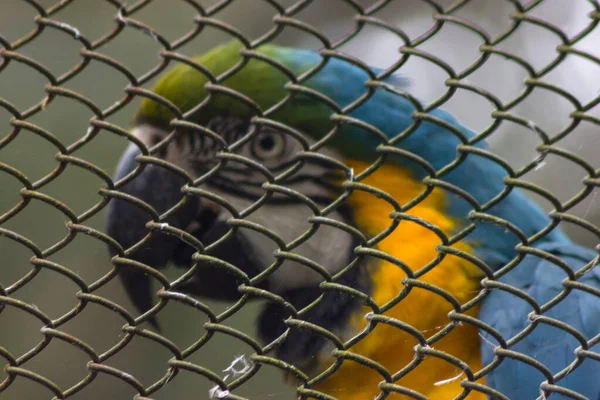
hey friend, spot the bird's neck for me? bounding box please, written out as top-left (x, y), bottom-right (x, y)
top-left (312, 160), bottom-right (486, 399)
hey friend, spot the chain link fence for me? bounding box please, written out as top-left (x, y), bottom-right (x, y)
top-left (1, 1), bottom-right (599, 399)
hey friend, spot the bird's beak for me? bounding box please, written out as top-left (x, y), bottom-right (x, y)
top-left (105, 142), bottom-right (200, 326)
top-left (105, 130), bottom-right (266, 328)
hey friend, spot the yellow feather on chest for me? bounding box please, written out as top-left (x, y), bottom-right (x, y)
top-left (312, 161), bottom-right (485, 400)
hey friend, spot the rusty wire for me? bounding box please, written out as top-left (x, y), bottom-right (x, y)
top-left (0, 0), bottom-right (600, 399)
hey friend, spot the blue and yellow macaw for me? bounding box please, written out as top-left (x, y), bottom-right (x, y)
top-left (105, 41), bottom-right (600, 399)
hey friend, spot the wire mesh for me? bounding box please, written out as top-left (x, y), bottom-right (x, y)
top-left (0, 1), bottom-right (599, 399)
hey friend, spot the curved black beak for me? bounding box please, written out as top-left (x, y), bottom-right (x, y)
top-left (105, 143), bottom-right (199, 328)
top-left (105, 141), bottom-right (266, 328)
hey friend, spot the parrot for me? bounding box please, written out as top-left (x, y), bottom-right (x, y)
top-left (105, 40), bottom-right (600, 400)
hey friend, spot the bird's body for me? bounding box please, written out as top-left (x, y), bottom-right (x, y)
top-left (316, 160), bottom-right (485, 399)
top-left (106, 41), bottom-right (600, 399)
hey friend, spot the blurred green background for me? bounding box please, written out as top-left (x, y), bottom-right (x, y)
top-left (0, 0), bottom-right (598, 399)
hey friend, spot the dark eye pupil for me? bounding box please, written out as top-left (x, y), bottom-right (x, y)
top-left (259, 135), bottom-right (275, 151)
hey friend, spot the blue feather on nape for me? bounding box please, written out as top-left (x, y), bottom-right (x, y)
top-left (374, 68), bottom-right (413, 90)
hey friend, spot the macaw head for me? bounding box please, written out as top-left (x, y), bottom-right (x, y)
top-left (105, 40), bottom-right (389, 373)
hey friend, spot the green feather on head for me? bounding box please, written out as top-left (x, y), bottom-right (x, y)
top-left (135, 40), bottom-right (338, 140)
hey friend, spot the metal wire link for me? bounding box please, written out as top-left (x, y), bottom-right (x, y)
top-left (0, 1), bottom-right (599, 399)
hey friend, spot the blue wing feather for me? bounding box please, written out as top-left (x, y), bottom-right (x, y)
top-left (480, 242), bottom-right (600, 399)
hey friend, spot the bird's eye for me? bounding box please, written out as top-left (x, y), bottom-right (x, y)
top-left (251, 130), bottom-right (287, 160)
